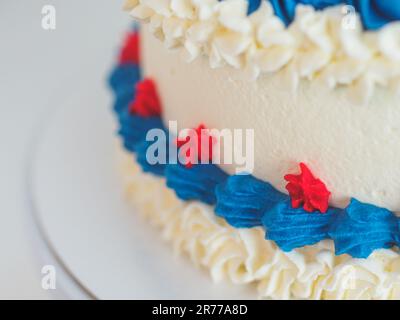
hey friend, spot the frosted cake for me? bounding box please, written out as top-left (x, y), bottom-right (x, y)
top-left (109, 0), bottom-right (400, 299)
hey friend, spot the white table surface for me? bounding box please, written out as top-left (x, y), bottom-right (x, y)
top-left (0, 0), bottom-right (130, 299)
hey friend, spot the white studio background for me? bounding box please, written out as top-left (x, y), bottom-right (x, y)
top-left (0, 0), bottom-right (130, 299)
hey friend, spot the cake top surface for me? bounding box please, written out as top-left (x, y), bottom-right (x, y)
top-left (125, 0), bottom-right (400, 104)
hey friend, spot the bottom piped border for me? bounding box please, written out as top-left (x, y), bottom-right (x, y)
top-left (118, 148), bottom-right (400, 300)
top-left (109, 28), bottom-right (400, 259)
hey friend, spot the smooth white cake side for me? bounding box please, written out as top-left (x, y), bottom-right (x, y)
top-left (141, 26), bottom-right (400, 212)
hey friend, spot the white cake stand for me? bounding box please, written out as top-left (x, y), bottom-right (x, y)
top-left (27, 84), bottom-right (256, 299)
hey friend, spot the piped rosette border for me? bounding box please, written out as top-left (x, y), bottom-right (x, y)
top-left (109, 29), bottom-right (400, 259)
top-left (124, 0), bottom-right (400, 105)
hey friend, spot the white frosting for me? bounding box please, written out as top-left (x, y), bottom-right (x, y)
top-left (119, 149), bottom-right (400, 300)
top-left (128, 0), bottom-right (400, 104)
top-left (141, 26), bottom-right (400, 212)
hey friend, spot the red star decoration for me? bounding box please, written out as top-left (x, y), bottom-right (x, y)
top-left (284, 163), bottom-right (331, 213)
top-left (119, 32), bottom-right (140, 64)
top-left (176, 124), bottom-right (216, 169)
top-left (129, 78), bottom-right (162, 117)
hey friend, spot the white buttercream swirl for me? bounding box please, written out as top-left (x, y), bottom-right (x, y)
top-left (118, 148), bottom-right (400, 300)
top-left (126, 0), bottom-right (400, 104)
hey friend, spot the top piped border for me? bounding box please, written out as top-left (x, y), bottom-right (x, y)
top-left (240, 0), bottom-right (400, 30)
top-left (125, 0), bottom-right (400, 105)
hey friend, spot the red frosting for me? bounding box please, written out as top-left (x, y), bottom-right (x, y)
top-left (129, 78), bottom-right (162, 117)
top-left (119, 32), bottom-right (140, 64)
top-left (284, 163), bottom-right (331, 213)
top-left (176, 124), bottom-right (216, 168)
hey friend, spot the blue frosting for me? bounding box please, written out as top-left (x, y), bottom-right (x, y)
top-left (109, 64), bottom-right (141, 93)
top-left (118, 110), bottom-right (164, 152)
top-left (166, 163), bottom-right (228, 205)
top-left (113, 86), bottom-right (136, 113)
top-left (109, 36), bottom-right (400, 259)
top-left (215, 174), bottom-right (286, 228)
top-left (329, 199), bottom-right (400, 258)
top-left (349, 0), bottom-right (400, 30)
top-left (269, 0), bottom-right (345, 26)
top-left (108, 64), bottom-right (141, 113)
top-left (263, 200), bottom-right (340, 251)
top-left (218, 0), bottom-right (400, 30)
top-left (247, 0), bottom-right (263, 14)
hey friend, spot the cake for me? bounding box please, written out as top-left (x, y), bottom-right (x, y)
top-left (109, 0), bottom-right (400, 299)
